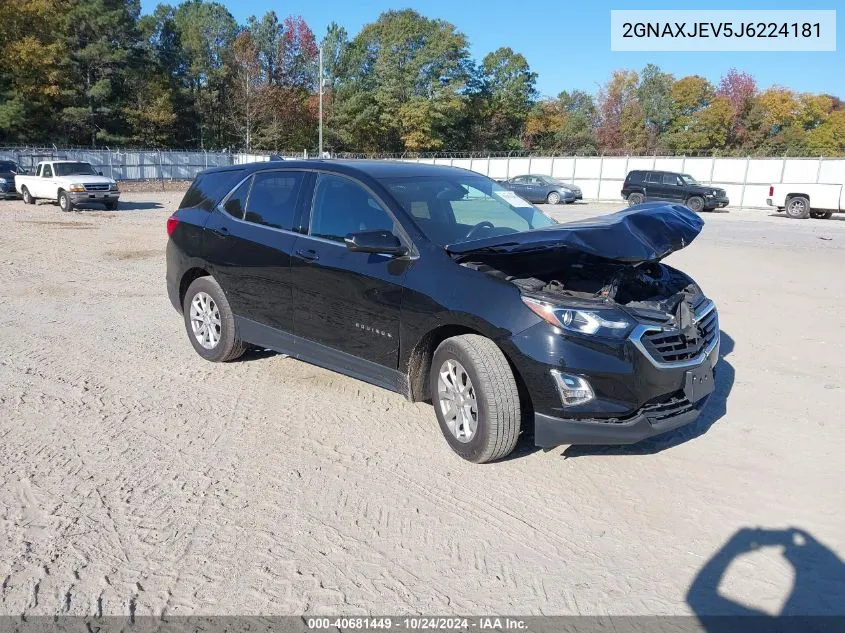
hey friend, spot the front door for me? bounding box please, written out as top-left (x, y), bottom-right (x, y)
top-left (661, 172), bottom-right (685, 202)
top-left (36, 163), bottom-right (54, 198)
top-left (290, 172), bottom-right (413, 370)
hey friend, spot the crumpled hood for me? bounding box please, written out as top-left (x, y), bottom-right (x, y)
top-left (446, 202), bottom-right (704, 264)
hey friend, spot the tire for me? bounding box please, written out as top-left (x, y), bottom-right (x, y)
top-left (58, 190), bottom-right (72, 212)
top-left (182, 276), bottom-right (246, 362)
top-left (810, 210), bottom-right (833, 219)
top-left (430, 334), bottom-right (521, 463)
top-left (785, 196), bottom-right (810, 219)
top-left (105, 201), bottom-right (118, 211)
top-left (21, 186), bottom-right (35, 205)
top-left (686, 196), bottom-right (705, 213)
top-left (627, 192), bottom-right (644, 207)
top-left (546, 191), bottom-right (561, 205)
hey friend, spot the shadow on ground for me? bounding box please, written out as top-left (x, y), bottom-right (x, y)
top-left (688, 527), bottom-right (845, 624)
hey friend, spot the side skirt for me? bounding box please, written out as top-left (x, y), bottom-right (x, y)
top-left (235, 316), bottom-right (409, 395)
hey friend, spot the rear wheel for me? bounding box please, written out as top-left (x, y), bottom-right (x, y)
top-left (182, 276), bottom-right (245, 362)
top-left (686, 196), bottom-right (705, 213)
top-left (786, 196), bottom-right (810, 219)
top-left (430, 334), bottom-right (521, 463)
top-left (627, 192), bottom-right (644, 207)
top-left (58, 190), bottom-right (72, 212)
top-left (21, 186), bottom-right (34, 205)
top-left (546, 191), bottom-right (561, 205)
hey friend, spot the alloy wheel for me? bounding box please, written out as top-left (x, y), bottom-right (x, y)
top-left (437, 359), bottom-right (479, 443)
top-left (189, 291), bottom-right (222, 349)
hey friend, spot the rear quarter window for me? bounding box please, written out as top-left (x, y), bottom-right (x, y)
top-left (179, 168), bottom-right (246, 211)
top-left (627, 171), bottom-right (646, 184)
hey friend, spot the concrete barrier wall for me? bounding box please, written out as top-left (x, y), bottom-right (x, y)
top-left (2, 147), bottom-right (843, 208)
top-left (399, 156), bottom-right (845, 208)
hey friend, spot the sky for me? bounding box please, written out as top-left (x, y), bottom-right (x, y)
top-left (140, 0), bottom-right (844, 98)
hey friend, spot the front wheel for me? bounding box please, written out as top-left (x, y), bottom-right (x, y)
top-left (430, 334), bottom-right (521, 463)
top-left (786, 196), bottom-right (810, 219)
top-left (105, 201), bottom-right (118, 211)
top-left (546, 191), bottom-right (561, 205)
top-left (182, 276), bottom-right (246, 362)
top-left (58, 190), bottom-right (72, 212)
top-left (21, 186), bottom-right (35, 205)
top-left (686, 196), bottom-right (705, 213)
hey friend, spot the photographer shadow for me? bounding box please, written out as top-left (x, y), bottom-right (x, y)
top-left (687, 527), bottom-right (845, 624)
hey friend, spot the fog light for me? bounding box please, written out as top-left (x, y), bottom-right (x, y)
top-left (551, 370), bottom-right (594, 406)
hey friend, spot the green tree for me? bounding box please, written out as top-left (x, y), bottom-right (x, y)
top-left (59, 0), bottom-right (141, 146)
top-left (475, 47), bottom-right (537, 150)
top-left (637, 63), bottom-right (674, 147)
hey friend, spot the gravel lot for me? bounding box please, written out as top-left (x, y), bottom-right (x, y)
top-left (1, 192), bottom-right (844, 617)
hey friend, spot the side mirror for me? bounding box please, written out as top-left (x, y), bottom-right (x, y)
top-left (344, 230), bottom-right (407, 256)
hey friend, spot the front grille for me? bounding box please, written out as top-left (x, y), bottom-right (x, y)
top-left (643, 393), bottom-right (695, 424)
top-left (84, 183), bottom-right (110, 191)
top-left (638, 304), bottom-right (718, 364)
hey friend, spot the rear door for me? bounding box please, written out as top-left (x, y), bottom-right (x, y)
top-left (290, 172), bottom-right (413, 370)
top-left (661, 172), bottom-right (686, 202)
top-left (203, 169), bottom-right (312, 334)
top-left (644, 171), bottom-right (671, 201)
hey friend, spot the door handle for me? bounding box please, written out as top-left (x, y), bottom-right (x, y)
top-left (210, 225), bottom-right (229, 237)
top-left (296, 248), bottom-right (319, 262)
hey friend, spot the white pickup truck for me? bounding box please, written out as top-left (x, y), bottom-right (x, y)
top-left (767, 183), bottom-right (844, 219)
top-left (15, 160), bottom-right (120, 211)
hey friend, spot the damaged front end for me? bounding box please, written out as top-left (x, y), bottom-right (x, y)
top-left (450, 204), bottom-right (720, 447)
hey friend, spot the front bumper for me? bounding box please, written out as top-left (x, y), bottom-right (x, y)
top-left (501, 311), bottom-right (719, 447)
top-left (534, 391), bottom-right (710, 447)
top-left (705, 196), bottom-right (730, 209)
top-left (69, 191), bottom-right (120, 204)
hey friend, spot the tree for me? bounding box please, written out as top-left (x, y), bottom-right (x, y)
top-left (331, 9), bottom-right (472, 152)
top-left (476, 47), bottom-right (537, 149)
top-left (637, 64), bottom-right (674, 146)
top-left (597, 70), bottom-right (644, 152)
top-left (0, 0), bottom-right (66, 142)
top-left (57, 0), bottom-right (142, 146)
top-left (173, 0), bottom-right (238, 148)
top-left (716, 68), bottom-right (757, 147)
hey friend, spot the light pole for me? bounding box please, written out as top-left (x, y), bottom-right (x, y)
top-left (318, 44), bottom-right (323, 157)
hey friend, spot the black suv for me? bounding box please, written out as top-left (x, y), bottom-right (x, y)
top-left (622, 170), bottom-right (729, 212)
top-left (167, 161), bottom-right (720, 463)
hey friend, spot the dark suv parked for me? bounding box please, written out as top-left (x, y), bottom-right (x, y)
top-left (0, 160), bottom-right (24, 199)
top-left (167, 161), bottom-right (719, 463)
top-left (622, 170), bottom-right (729, 212)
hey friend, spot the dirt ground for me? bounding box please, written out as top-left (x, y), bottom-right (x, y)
top-left (1, 192), bottom-right (844, 618)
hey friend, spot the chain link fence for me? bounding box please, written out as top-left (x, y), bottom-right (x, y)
top-left (2, 145), bottom-right (843, 208)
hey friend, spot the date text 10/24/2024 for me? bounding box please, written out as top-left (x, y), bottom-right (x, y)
top-left (306, 617), bottom-right (528, 631)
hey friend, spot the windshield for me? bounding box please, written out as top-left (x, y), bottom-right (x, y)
top-left (54, 162), bottom-right (98, 177)
top-left (540, 176), bottom-right (565, 185)
top-left (680, 174), bottom-right (699, 185)
top-left (381, 175), bottom-right (557, 246)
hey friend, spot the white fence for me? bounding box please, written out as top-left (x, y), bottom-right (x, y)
top-left (3, 147), bottom-right (844, 208)
top-left (405, 156), bottom-right (845, 209)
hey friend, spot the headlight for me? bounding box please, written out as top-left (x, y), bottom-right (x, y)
top-left (110, 182), bottom-right (119, 191)
top-left (68, 183), bottom-right (86, 192)
top-left (0, 177), bottom-right (8, 184)
top-left (521, 297), bottom-right (632, 338)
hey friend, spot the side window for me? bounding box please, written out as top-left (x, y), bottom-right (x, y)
top-left (42, 164), bottom-right (53, 178)
top-left (223, 177), bottom-right (252, 219)
top-left (36, 164), bottom-right (42, 177)
top-left (663, 173), bottom-right (680, 185)
top-left (512, 177), bottom-right (526, 184)
top-left (628, 171), bottom-right (644, 183)
top-left (645, 172), bottom-right (661, 184)
top-left (244, 171), bottom-right (303, 230)
top-left (310, 174), bottom-right (395, 242)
